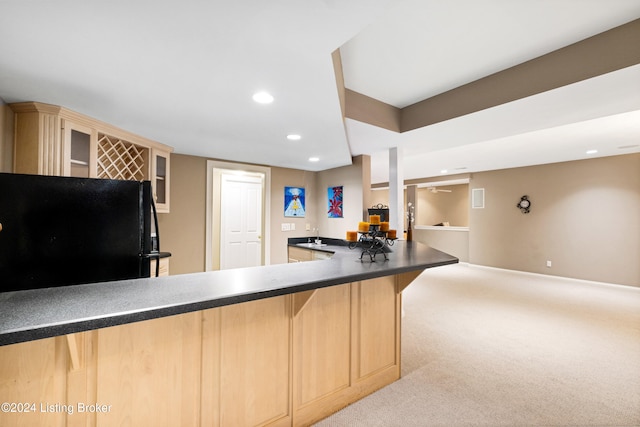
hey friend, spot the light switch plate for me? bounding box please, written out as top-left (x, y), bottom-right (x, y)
top-left (290, 223), bottom-right (296, 231)
top-left (281, 223), bottom-right (291, 231)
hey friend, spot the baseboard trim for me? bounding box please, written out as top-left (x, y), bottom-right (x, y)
top-left (464, 264), bottom-right (639, 291)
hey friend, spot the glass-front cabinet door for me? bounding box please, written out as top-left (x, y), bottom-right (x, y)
top-left (11, 103), bottom-right (172, 196)
top-left (151, 149), bottom-right (170, 213)
top-left (63, 120), bottom-right (97, 178)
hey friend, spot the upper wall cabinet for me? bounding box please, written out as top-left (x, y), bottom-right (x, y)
top-left (10, 102), bottom-right (173, 212)
top-left (151, 148), bottom-right (170, 213)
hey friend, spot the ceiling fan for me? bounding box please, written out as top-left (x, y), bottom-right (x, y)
top-left (428, 187), bottom-right (452, 193)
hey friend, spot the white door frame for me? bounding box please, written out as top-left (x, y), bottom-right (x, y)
top-left (205, 160), bottom-right (271, 271)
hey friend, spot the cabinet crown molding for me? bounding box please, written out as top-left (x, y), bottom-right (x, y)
top-left (9, 101), bottom-right (173, 153)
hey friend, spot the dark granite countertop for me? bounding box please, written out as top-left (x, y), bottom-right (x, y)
top-left (0, 240), bottom-right (457, 346)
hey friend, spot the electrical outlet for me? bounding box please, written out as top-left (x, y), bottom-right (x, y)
top-left (281, 223), bottom-right (290, 231)
top-left (546, 260), bottom-right (552, 268)
top-left (305, 223), bottom-right (310, 231)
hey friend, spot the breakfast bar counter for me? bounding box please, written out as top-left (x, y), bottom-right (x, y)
top-left (0, 240), bottom-right (457, 346)
top-left (0, 240), bottom-right (457, 426)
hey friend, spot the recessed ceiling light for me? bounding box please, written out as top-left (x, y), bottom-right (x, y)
top-left (287, 134), bottom-right (301, 141)
top-left (252, 91), bottom-right (274, 104)
top-left (440, 169), bottom-right (448, 174)
top-left (586, 149), bottom-right (598, 155)
top-left (309, 157), bottom-right (320, 162)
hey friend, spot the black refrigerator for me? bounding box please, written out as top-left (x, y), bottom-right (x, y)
top-left (0, 172), bottom-right (169, 292)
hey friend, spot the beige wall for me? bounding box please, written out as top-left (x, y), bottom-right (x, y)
top-left (469, 153), bottom-right (640, 287)
top-left (269, 167), bottom-right (318, 265)
top-left (370, 186), bottom-right (469, 259)
top-left (158, 154), bottom-right (369, 272)
top-left (416, 184), bottom-right (469, 226)
top-left (270, 156), bottom-right (367, 263)
top-left (369, 155), bottom-right (639, 286)
top-left (369, 188), bottom-right (407, 226)
top-left (316, 155), bottom-right (369, 240)
top-left (156, 154), bottom-right (207, 275)
top-left (159, 155), bottom-right (318, 273)
top-left (413, 228), bottom-right (469, 262)
top-left (370, 188), bottom-right (390, 209)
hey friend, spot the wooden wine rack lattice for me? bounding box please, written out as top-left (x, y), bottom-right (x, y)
top-left (97, 134), bottom-right (148, 181)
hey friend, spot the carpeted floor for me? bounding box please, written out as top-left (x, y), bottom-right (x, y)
top-left (315, 264), bottom-right (640, 426)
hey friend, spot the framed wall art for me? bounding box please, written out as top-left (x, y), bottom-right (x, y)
top-left (284, 186), bottom-right (305, 217)
top-left (327, 186), bottom-right (343, 218)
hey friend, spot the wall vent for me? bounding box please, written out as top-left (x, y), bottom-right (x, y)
top-left (472, 188), bottom-right (485, 209)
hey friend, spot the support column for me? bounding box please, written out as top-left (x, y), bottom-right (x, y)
top-left (406, 185), bottom-right (417, 236)
top-left (388, 147), bottom-right (404, 239)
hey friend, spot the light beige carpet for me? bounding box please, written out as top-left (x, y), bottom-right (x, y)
top-left (315, 264), bottom-right (640, 426)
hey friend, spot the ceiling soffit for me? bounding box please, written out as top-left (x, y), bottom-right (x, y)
top-left (342, 19), bottom-right (640, 135)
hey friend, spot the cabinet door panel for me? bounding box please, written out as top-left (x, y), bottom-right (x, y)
top-left (352, 276), bottom-right (399, 379)
top-left (151, 149), bottom-right (171, 213)
top-left (219, 296), bottom-right (291, 426)
top-left (63, 120), bottom-right (96, 178)
top-left (0, 337), bottom-right (67, 426)
top-left (95, 312), bottom-right (201, 426)
top-left (288, 246), bottom-right (313, 263)
top-left (293, 284), bottom-right (351, 407)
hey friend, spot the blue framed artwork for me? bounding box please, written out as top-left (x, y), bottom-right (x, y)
top-left (284, 186), bottom-right (305, 217)
top-left (327, 186), bottom-right (343, 218)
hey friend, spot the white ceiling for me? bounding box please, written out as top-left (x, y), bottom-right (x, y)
top-left (341, 0), bottom-right (640, 108)
top-left (0, 0), bottom-right (391, 171)
top-left (1, 1), bottom-right (639, 183)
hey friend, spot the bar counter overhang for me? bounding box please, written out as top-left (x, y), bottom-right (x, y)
top-left (0, 240), bottom-right (457, 426)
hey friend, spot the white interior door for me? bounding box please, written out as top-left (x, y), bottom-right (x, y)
top-left (220, 173), bottom-right (263, 269)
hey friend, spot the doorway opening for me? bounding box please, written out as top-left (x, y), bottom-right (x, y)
top-left (206, 160), bottom-right (271, 271)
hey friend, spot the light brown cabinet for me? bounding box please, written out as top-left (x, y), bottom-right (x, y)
top-left (288, 246), bottom-right (314, 262)
top-left (151, 148), bottom-right (170, 212)
top-left (0, 272), bottom-right (420, 426)
top-left (10, 102), bottom-right (173, 212)
top-left (65, 121), bottom-right (96, 178)
top-left (150, 258), bottom-right (170, 277)
top-left (288, 246), bottom-right (333, 263)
